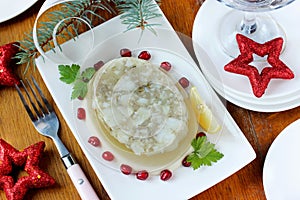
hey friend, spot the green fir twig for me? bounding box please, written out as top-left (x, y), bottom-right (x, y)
top-left (117, 0), bottom-right (162, 34)
top-left (15, 0), bottom-right (162, 74)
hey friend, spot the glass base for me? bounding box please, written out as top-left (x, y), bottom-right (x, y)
top-left (218, 11), bottom-right (286, 60)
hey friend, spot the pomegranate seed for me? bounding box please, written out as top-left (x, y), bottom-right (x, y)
top-left (136, 170), bottom-right (149, 180)
top-left (196, 132), bottom-right (206, 139)
top-left (102, 151), bottom-right (114, 161)
top-left (120, 48), bottom-right (132, 57)
top-left (77, 108), bottom-right (86, 120)
top-left (160, 169), bottom-right (172, 181)
top-left (94, 60), bottom-right (104, 71)
top-left (120, 164), bottom-right (132, 175)
top-left (88, 136), bottom-right (101, 147)
top-left (182, 155), bottom-right (191, 167)
top-left (179, 77), bottom-right (189, 88)
top-left (77, 96), bottom-right (84, 100)
top-left (138, 51), bottom-right (151, 60)
top-left (160, 61), bottom-right (172, 71)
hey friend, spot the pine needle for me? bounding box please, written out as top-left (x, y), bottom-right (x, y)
top-left (15, 0), bottom-right (162, 74)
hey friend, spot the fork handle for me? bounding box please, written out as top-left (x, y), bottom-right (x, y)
top-left (67, 164), bottom-right (100, 200)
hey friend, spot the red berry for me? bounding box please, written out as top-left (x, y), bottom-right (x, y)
top-left (160, 169), bottom-right (172, 181)
top-left (94, 60), bottom-right (104, 70)
top-left (120, 164), bottom-right (132, 175)
top-left (136, 170), bottom-right (149, 180)
top-left (102, 151), bottom-right (114, 161)
top-left (88, 136), bottom-right (101, 147)
top-left (179, 77), bottom-right (189, 88)
top-left (196, 132), bottom-right (206, 139)
top-left (160, 61), bottom-right (172, 71)
top-left (138, 51), bottom-right (151, 60)
top-left (77, 108), bottom-right (86, 120)
top-left (120, 48), bottom-right (132, 57)
top-left (182, 155), bottom-right (191, 167)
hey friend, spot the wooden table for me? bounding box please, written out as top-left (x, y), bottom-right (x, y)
top-left (1, 0), bottom-right (299, 199)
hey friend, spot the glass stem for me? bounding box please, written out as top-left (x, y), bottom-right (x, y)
top-left (240, 12), bottom-right (257, 35)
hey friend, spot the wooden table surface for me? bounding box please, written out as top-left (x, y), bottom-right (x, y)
top-left (1, 0), bottom-right (299, 199)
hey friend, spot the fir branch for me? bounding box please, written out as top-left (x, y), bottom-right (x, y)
top-left (15, 0), bottom-right (162, 74)
top-left (117, 0), bottom-right (162, 33)
top-left (15, 0), bottom-right (116, 73)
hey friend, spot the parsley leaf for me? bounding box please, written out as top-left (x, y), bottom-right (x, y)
top-left (82, 68), bottom-right (96, 82)
top-left (58, 64), bottom-right (80, 84)
top-left (58, 64), bottom-right (96, 99)
top-left (71, 80), bottom-right (88, 99)
top-left (187, 136), bottom-right (224, 170)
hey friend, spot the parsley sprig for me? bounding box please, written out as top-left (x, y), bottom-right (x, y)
top-left (58, 64), bottom-right (95, 99)
top-left (187, 136), bottom-right (224, 170)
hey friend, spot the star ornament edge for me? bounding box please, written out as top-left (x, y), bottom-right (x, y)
top-left (0, 139), bottom-right (55, 200)
top-left (0, 42), bottom-right (20, 87)
top-left (224, 34), bottom-right (294, 98)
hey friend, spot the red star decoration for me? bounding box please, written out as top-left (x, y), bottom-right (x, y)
top-left (0, 42), bottom-right (20, 87)
top-left (224, 34), bottom-right (294, 98)
top-left (0, 139), bottom-right (55, 200)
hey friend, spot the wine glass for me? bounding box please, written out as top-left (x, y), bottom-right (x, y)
top-left (216, 0), bottom-right (295, 58)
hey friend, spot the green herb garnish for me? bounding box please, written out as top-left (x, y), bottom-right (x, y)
top-left (187, 136), bottom-right (224, 170)
top-left (58, 64), bottom-right (95, 99)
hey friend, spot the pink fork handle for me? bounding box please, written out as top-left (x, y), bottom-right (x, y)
top-left (67, 164), bottom-right (100, 200)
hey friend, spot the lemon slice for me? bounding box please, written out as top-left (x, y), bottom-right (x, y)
top-left (189, 86), bottom-right (221, 133)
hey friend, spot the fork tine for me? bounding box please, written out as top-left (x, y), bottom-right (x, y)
top-left (15, 83), bottom-right (37, 121)
top-left (25, 77), bottom-right (48, 115)
top-left (20, 79), bottom-right (43, 119)
top-left (31, 76), bottom-right (54, 113)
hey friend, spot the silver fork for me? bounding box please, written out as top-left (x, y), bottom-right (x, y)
top-left (15, 76), bottom-right (99, 200)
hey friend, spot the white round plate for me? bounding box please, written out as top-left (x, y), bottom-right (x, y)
top-left (205, 73), bottom-right (300, 112)
top-left (73, 48), bottom-right (198, 175)
top-left (263, 119), bottom-right (300, 200)
top-left (72, 29), bottom-right (224, 176)
top-left (192, 0), bottom-right (300, 112)
top-left (0, 0), bottom-right (38, 23)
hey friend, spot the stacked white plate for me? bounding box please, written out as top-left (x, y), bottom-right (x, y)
top-left (0, 0), bottom-right (38, 23)
top-left (192, 0), bottom-right (300, 112)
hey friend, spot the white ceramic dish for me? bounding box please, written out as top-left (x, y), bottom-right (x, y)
top-left (192, 40), bottom-right (300, 112)
top-left (0, 0), bottom-right (38, 23)
top-left (73, 46), bottom-right (206, 175)
top-left (192, 0), bottom-right (300, 112)
top-left (35, 4), bottom-right (255, 199)
top-left (199, 66), bottom-right (300, 112)
top-left (263, 119), bottom-right (300, 200)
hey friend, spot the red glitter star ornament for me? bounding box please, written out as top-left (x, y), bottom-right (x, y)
top-left (0, 42), bottom-right (20, 87)
top-left (0, 139), bottom-right (56, 200)
top-left (224, 34), bottom-right (294, 98)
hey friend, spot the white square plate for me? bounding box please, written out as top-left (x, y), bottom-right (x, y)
top-left (35, 4), bottom-right (255, 199)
